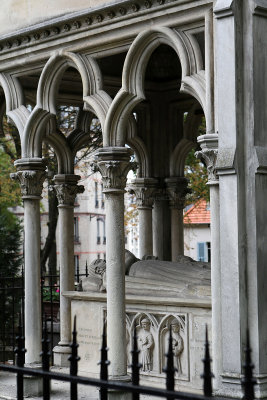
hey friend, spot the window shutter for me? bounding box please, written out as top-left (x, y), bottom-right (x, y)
top-left (197, 242), bottom-right (205, 261)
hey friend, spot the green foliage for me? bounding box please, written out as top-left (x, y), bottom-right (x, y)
top-left (184, 117), bottom-right (209, 206)
top-left (42, 287), bottom-right (60, 302)
top-left (0, 148), bottom-right (21, 208)
top-left (0, 206), bottom-right (22, 276)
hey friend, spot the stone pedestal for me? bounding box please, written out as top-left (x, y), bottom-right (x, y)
top-left (53, 174), bottom-right (84, 366)
top-left (93, 147), bottom-right (135, 379)
top-left (12, 158), bottom-right (46, 365)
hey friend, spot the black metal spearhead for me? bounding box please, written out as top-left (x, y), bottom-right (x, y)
top-left (242, 330), bottom-right (256, 400)
top-left (163, 327), bottom-right (177, 392)
top-left (130, 327), bottom-right (141, 386)
top-left (201, 325), bottom-right (213, 397)
top-left (40, 317), bottom-right (51, 372)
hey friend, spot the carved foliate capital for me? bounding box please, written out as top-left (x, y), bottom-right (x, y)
top-left (196, 133), bottom-right (219, 183)
top-left (92, 147), bottom-right (137, 193)
top-left (53, 174), bottom-right (84, 207)
top-left (165, 177), bottom-right (190, 209)
top-left (11, 158), bottom-right (47, 199)
top-left (128, 178), bottom-right (158, 208)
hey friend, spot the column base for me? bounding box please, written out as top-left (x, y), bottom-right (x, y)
top-left (23, 363), bottom-right (43, 397)
top-left (53, 344), bottom-right (71, 367)
top-left (217, 373), bottom-right (267, 399)
top-left (106, 375), bottom-right (132, 400)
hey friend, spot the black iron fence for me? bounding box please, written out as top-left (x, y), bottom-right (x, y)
top-left (0, 263), bottom-right (89, 364)
top-left (0, 267), bottom-right (24, 364)
top-left (0, 317), bottom-right (255, 400)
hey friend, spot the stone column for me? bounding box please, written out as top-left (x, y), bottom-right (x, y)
top-left (213, 2), bottom-right (267, 397)
top-left (195, 134), bottom-right (221, 391)
top-left (93, 147), bottom-right (135, 379)
top-left (11, 158), bottom-right (46, 365)
top-left (165, 177), bottom-right (190, 261)
top-left (129, 178), bottom-right (157, 259)
top-left (53, 174), bottom-right (84, 367)
top-left (152, 188), bottom-right (171, 261)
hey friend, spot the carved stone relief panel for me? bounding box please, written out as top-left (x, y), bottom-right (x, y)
top-left (159, 314), bottom-right (189, 381)
top-left (126, 311), bottom-right (188, 380)
top-left (128, 313), bottom-right (158, 374)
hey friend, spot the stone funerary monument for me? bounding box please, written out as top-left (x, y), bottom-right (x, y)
top-left (1, 0), bottom-right (267, 398)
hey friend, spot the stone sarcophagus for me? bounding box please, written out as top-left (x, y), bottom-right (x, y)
top-left (65, 254), bottom-right (211, 392)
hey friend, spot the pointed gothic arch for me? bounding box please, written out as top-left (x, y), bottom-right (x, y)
top-left (104, 26), bottom-right (206, 147)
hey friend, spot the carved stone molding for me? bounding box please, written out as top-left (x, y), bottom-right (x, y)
top-left (128, 178), bottom-right (158, 208)
top-left (165, 177), bottom-right (190, 209)
top-left (195, 134), bottom-right (219, 184)
top-left (11, 158), bottom-right (47, 199)
top-left (0, 0), bottom-right (180, 55)
top-left (92, 147), bottom-right (137, 193)
top-left (53, 174), bottom-right (84, 207)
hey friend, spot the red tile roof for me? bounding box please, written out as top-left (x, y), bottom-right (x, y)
top-left (184, 199), bottom-right (210, 224)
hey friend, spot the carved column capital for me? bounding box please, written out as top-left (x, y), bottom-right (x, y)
top-left (53, 174), bottom-right (84, 207)
top-left (195, 133), bottom-right (219, 184)
top-left (128, 178), bottom-right (158, 208)
top-left (165, 177), bottom-right (190, 209)
top-left (92, 147), bottom-right (137, 193)
top-left (11, 158), bottom-right (47, 199)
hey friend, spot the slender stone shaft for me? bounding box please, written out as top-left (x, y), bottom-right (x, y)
top-left (53, 174), bottom-right (84, 365)
top-left (153, 198), bottom-right (171, 261)
top-left (128, 178), bottom-right (157, 259)
top-left (209, 182), bottom-right (221, 390)
top-left (170, 207), bottom-right (184, 260)
top-left (165, 177), bottom-right (189, 261)
top-left (11, 158), bottom-right (46, 364)
top-left (105, 191), bottom-right (127, 376)
top-left (58, 206), bottom-right (75, 344)
top-left (138, 207), bottom-right (153, 258)
top-left (93, 147), bottom-right (134, 378)
top-left (24, 199), bottom-right (42, 363)
top-left (196, 134), bottom-right (221, 390)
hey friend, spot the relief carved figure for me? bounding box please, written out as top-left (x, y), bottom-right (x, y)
top-left (170, 320), bottom-right (184, 374)
top-left (138, 318), bottom-right (154, 372)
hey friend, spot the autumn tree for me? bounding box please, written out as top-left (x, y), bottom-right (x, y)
top-left (184, 117), bottom-right (209, 206)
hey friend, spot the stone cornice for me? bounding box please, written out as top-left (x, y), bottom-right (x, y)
top-left (254, 1), bottom-right (267, 18)
top-left (214, 0), bottom-right (235, 19)
top-left (0, 0), bottom-right (211, 56)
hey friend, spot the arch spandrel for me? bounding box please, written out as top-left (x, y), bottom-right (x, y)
top-left (22, 51), bottom-right (111, 159)
top-left (126, 114), bottom-right (150, 178)
top-left (104, 26), bottom-right (206, 147)
top-left (0, 73), bottom-right (30, 138)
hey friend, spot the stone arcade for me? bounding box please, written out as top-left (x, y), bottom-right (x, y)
top-left (1, 0), bottom-right (267, 398)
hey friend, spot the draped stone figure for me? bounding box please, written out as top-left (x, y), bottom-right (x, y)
top-left (138, 318), bottom-right (154, 372)
top-left (170, 321), bottom-right (184, 374)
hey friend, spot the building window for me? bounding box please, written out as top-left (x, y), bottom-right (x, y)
top-left (101, 183), bottom-right (105, 208)
top-left (74, 217), bottom-right (79, 243)
top-left (97, 218), bottom-right (101, 244)
top-left (97, 253), bottom-right (101, 260)
top-left (103, 218), bottom-right (106, 244)
top-left (74, 255), bottom-right (79, 278)
top-left (197, 242), bottom-right (211, 262)
top-left (95, 182), bottom-right (99, 208)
